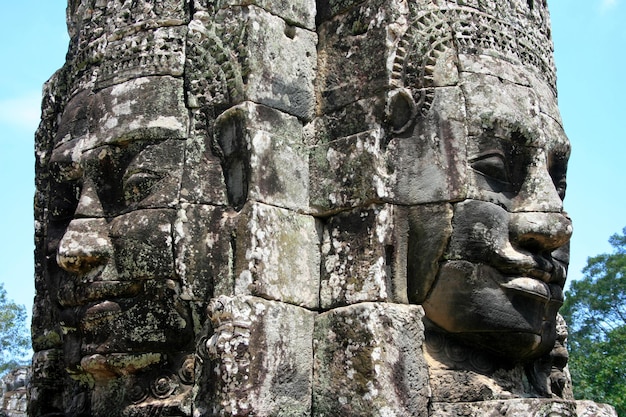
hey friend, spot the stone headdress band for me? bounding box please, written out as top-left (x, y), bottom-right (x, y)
top-left (391, 3), bottom-right (556, 115)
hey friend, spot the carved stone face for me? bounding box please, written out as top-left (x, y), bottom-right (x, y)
top-left (403, 55), bottom-right (572, 360)
top-left (46, 76), bottom-right (195, 413)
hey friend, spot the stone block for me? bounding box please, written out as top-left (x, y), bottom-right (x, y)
top-left (576, 401), bottom-right (619, 417)
top-left (219, 6), bottom-right (316, 120)
top-left (65, 0), bottom-right (189, 94)
top-left (1, 368), bottom-right (30, 417)
top-left (196, 295), bottom-right (316, 417)
top-left (180, 136), bottom-right (230, 205)
top-left (316, 0), bottom-right (408, 112)
top-left (430, 399), bottom-right (578, 417)
top-left (80, 352), bottom-right (195, 417)
top-left (174, 204), bottom-right (237, 301)
top-left (320, 205), bottom-right (407, 308)
top-left (68, 0), bottom-right (187, 42)
top-left (97, 26), bottom-right (187, 89)
top-left (187, 7), bottom-right (317, 120)
top-left (235, 202), bottom-right (321, 309)
top-left (29, 349), bottom-right (66, 416)
top-left (316, 0), bottom-right (369, 22)
top-left (424, 329), bottom-right (530, 403)
top-left (313, 303), bottom-right (428, 417)
top-left (459, 53), bottom-right (534, 89)
top-left (31, 290), bottom-right (63, 352)
top-left (202, 0), bottom-right (316, 30)
top-left (309, 129), bottom-right (389, 214)
top-left (215, 102), bottom-right (309, 211)
top-left (86, 76), bottom-right (189, 148)
top-left (310, 95), bottom-right (386, 146)
top-left (536, 76), bottom-right (562, 124)
top-left (461, 72), bottom-right (542, 139)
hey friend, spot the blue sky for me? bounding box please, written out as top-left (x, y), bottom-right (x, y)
top-left (0, 1), bottom-right (624, 314)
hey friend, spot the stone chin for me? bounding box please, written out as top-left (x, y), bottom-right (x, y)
top-left (422, 261), bottom-right (563, 361)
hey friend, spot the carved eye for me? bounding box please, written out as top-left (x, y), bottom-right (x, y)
top-left (471, 153), bottom-right (510, 184)
top-left (123, 171), bottom-right (164, 205)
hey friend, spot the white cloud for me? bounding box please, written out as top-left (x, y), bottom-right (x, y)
top-left (600, 0), bottom-right (619, 12)
top-left (0, 91), bottom-right (42, 133)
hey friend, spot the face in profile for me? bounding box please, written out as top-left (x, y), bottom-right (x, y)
top-left (397, 51), bottom-right (572, 360)
top-left (45, 76), bottom-right (196, 413)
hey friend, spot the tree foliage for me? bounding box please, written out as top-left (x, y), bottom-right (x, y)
top-left (0, 283), bottom-right (31, 375)
top-left (561, 227), bottom-right (626, 415)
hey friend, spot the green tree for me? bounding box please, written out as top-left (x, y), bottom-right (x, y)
top-left (0, 283), bottom-right (31, 375)
top-left (561, 227), bottom-right (626, 416)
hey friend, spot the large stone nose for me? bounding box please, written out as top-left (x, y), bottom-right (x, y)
top-left (512, 150), bottom-right (566, 214)
top-left (56, 174), bottom-right (113, 274)
top-left (509, 211), bottom-right (573, 254)
top-left (74, 178), bottom-right (105, 218)
top-left (56, 218), bottom-right (113, 275)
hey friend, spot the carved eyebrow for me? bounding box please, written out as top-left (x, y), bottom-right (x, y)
top-left (109, 126), bottom-right (186, 145)
top-left (469, 148), bottom-right (507, 161)
top-left (470, 151), bottom-right (511, 180)
top-left (122, 144), bottom-right (169, 177)
top-left (122, 167), bottom-right (163, 182)
top-left (467, 134), bottom-right (509, 159)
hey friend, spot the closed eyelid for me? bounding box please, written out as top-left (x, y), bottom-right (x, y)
top-left (470, 152), bottom-right (511, 185)
top-left (469, 149), bottom-right (507, 162)
top-left (123, 169), bottom-right (162, 182)
top-left (122, 169), bottom-right (166, 206)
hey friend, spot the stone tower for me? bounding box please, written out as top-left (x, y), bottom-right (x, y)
top-left (30, 1), bottom-right (617, 416)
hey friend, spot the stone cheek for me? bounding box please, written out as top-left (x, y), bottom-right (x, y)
top-left (312, 303), bottom-right (429, 417)
top-left (386, 86), bottom-right (469, 206)
top-left (174, 204), bottom-right (236, 302)
top-left (108, 210), bottom-right (178, 281)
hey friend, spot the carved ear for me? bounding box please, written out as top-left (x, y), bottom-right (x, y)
top-left (386, 88), bottom-right (417, 134)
